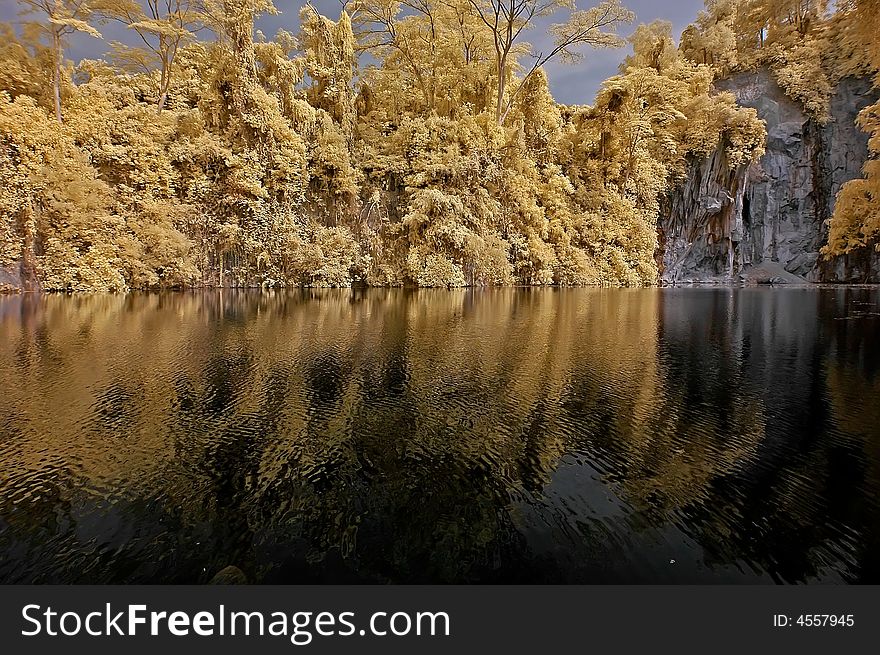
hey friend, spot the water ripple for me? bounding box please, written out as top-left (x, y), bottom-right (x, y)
top-left (0, 288), bottom-right (879, 583)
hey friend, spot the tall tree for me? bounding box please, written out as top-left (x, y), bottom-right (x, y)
top-left (350, 0), bottom-right (445, 112)
top-left (301, 4), bottom-right (357, 133)
top-left (97, 0), bottom-right (201, 113)
top-left (466, 0), bottom-right (632, 124)
top-left (17, 0), bottom-right (102, 123)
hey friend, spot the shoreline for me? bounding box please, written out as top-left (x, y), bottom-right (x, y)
top-left (4, 282), bottom-right (880, 296)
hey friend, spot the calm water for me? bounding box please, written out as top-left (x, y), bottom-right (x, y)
top-left (1, 288), bottom-right (879, 584)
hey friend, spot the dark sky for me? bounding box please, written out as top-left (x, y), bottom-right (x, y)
top-left (0, 0), bottom-right (706, 104)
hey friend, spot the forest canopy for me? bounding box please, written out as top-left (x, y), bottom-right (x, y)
top-left (0, 0), bottom-right (874, 291)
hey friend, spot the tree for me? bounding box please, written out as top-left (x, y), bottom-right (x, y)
top-left (350, 0), bottom-right (498, 116)
top-left (738, 0), bottom-right (829, 39)
top-left (300, 4), bottom-right (357, 133)
top-left (2, 0), bottom-right (774, 291)
top-left (680, 1), bottom-right (738, 70)
top-left (17, 0), bottom-right (103, 123)
top-left (97, 0), bottom-right (201, 113)
top-left (214, 0), bottom-right (275, 120)
top-left (350, 0), bottom-right (438, 111)
top-left (466, 0), bottom-right (633, 124)
top-left (623, 20), bottom-right (677, 72)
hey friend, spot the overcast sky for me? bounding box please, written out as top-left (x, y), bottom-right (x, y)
top-left (1, 0), bottom-right (706, 105)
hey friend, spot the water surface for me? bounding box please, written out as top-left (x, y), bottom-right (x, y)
top-left (1, 288), bottom-right (879, 583)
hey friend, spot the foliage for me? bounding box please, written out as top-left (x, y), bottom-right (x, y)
top-left (679, 0), bottom-right (880, 257)
top-left (1, 0), bottom-right (774, 291)
top-left (680, 0), bottom-right (833, 120)
top-left (823, 0), bottom-right (880, 256)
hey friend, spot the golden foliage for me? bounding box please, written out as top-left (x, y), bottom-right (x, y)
top-left (1, 0), bottom-right (772, 290)
top-left (823, 0), bottom-right (880, 256)
top-left (681, 0), bottom-right (834, 120)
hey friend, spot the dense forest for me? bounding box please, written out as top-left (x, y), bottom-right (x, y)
top-left (0, 0), bottom-right (876, 291)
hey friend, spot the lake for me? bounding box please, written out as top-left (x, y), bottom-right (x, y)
top-left (1, 288), bottom-right (879, 584)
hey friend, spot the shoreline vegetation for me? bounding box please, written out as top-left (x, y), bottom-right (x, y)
top-left (1, 0), bottom-right (878, 293)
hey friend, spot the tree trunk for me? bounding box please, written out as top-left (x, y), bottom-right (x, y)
top-left (157, 63), bottom-right (169, 113)
top-left (495, 58), bottom-right (505, 124)
top-left (52, 28), bottom-right (63, 124)
top-left (157, 50), bottom-right (169, 113)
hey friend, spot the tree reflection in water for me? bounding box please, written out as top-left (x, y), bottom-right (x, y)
top-left (0, 288), bottom-right (878, 583)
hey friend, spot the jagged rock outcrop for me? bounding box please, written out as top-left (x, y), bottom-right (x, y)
top-left (659, 69), bottom-right (880, 284)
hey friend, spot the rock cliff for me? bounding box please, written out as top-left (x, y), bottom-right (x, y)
top-left (658, 69), bottom-right (880, 284)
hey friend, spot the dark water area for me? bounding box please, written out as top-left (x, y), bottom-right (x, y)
top-left (1, 288), bottom-right (879, 584)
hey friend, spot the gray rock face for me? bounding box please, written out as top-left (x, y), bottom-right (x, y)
top-left (740, 261), bottom-right (810, 285)
top-left (658, 69), bottom-right (880, 284)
